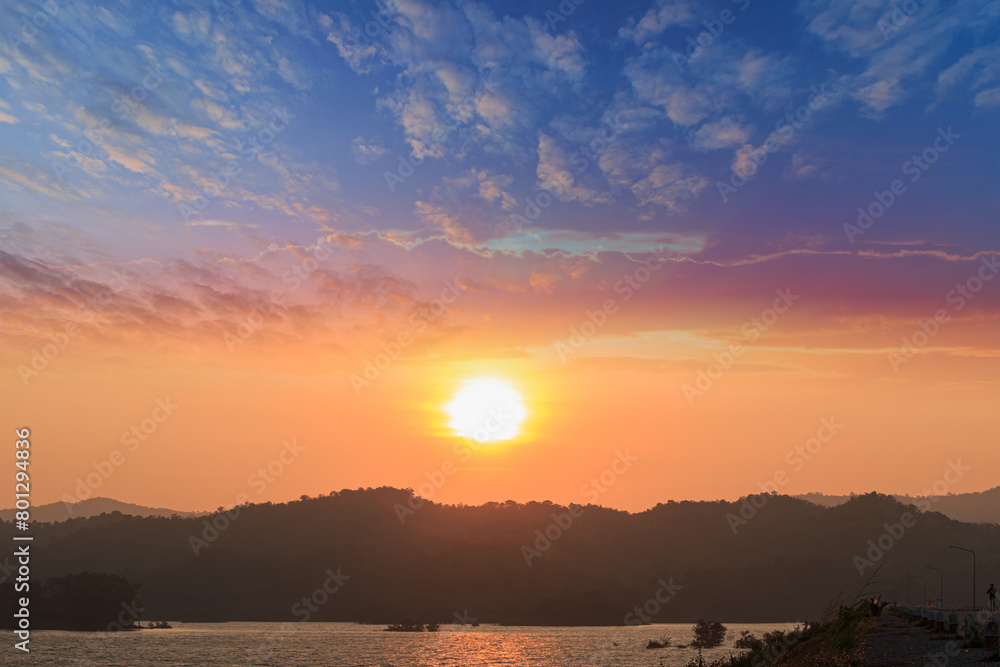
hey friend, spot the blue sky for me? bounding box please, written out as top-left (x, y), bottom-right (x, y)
top-left (2, 0), bottom-right (998, 263)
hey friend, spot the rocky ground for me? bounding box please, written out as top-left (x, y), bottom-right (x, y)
top-left (862, 613), bottom-right (994, 666)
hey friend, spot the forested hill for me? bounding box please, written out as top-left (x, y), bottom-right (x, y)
top-left (797, 486), bottom-right (1000, 524)
top-left (1, 488), bottom-right (997, 625)
top-left (0, 497), bottom-right (200, 523)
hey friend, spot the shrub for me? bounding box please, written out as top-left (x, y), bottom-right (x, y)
top-left (691, 619), bottom-right (728, 649)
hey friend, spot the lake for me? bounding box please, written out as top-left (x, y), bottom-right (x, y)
top-left (17, 622), bottom-right (799, 666)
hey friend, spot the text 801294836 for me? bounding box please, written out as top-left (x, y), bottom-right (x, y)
top-left (13, 427), bottom-right (32, 653)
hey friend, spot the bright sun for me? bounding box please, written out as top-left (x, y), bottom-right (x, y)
top-left (446, 378), bottom-right (527, 443)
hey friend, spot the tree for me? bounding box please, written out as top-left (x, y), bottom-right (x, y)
top-left (691, 619), bottom-right (728, 649)
top-left (734, 629), bottom-right (762, 650)
top-left (1, 572), bottom-right (142, 631)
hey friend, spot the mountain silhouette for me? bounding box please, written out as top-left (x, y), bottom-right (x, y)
top-left (796, 486), bottom-right (1000, 524)
top-left (0, 497), bottom-right (202, 523)
top-left (1, 488), bottom-right (996, 625)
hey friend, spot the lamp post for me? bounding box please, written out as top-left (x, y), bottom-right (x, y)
top-left (926, 566), bottom-right (944, 607)
top-left (916, 575), bottom-right (927, 606)
top-left (949, 545), bottom-right (976, 609)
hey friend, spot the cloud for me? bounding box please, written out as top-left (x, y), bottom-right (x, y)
top-left (0, 160), bottom-right (67, 201)
top-left (721, 74), bottom-right (848, 185)
top-left (413, 167), bottom-right (520, 243)
top-left (103, 145), bottom-right (158, 176)
top-left (599, 141), bottom-right (708, 212)
top-left (414, 200), bottom-right (473, 244)
top-left (630, 162), bottom-right (710, 211)
top-left (934, 43), bottom-right (1000, 108)
top-left (351, 136), bottom-right (388, 165)
top-left (623, 42), bottom-right (795, 130)
top-left (974, 87), bottom-right (1000, 108)
top-left (799, 0), bottom-right (1000, 115)
top-left (276, 54), bottom-right (311, 90)
top-left (690, 116), bottom-right (753, 150)
top-left (460, 168), bottom-right (517, 209)
top-left (730, 51), bottom-right (795, 108)
top-left (536, 133), bottom-right (608, 205)
top-left (782, 152), bottom-right (834, 181)
top-left (529, 21), bottom-right (586, 81)
top-left (322, 12), bottom-right (388, 74)
top-left (618, 0), bottom-right (694, 44)
top-left (327, 0), bottom-right (589, 160)
top-left (481, 229), bottom-right (706, 256)
top-left (799, 0), bottom-right (895, 57)
top-left (528, 271), bottom-right (557, 294)
top-left (0, 228), bottom-right (441, 357)
top-left (171, 10), bottom-right (212, 42)
top-left (624, 55), bottom-right (715, 126)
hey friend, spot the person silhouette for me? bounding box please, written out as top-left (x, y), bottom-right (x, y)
top-left (989, 583), bottom-right (997, 612)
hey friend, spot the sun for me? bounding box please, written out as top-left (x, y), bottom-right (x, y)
top-left (446, 378), bottom-right (527, 443)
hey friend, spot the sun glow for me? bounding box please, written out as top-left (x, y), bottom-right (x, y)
top-left (446, 378), bottom-right (527, 443)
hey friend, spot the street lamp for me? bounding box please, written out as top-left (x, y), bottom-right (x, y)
top-left (916, 575), bottom-right (927, 606)
top-left (949, 545), bottom-right (976, 609)
top-left (926, 566), bottom-right (944, 607)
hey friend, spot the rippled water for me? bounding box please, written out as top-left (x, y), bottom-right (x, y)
top-left (14, 622), bottom-right (799, 666)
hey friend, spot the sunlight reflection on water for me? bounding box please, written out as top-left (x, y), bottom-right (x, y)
top-left (25, 622), bottom-right (798, 666)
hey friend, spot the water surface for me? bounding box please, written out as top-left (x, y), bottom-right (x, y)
top-left (19, 621), bottom-right (798, 666)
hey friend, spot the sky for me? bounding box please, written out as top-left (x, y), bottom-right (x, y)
top-left (1, 0), bottom-right (999, 513)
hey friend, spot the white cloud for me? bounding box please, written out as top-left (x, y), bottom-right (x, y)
top-left (276, 54), bottom-right (311, 90)
top-left (103, 144), bottom-right (158, 176)
top-left (722, 73), bottom-right (848, 184)
top-left (600, 141), bottom-right (707, 211)
top-left (618, 0), bottom-right (694, 44)
top-left (351, 136), bottom-right (388, 165)
top-left (974, 87), bottom-right (1000, 108)
top-left (934, 43), bottom-right (1000, 107)
top-left (537, 133), bottom-right (608, 205)
top-left (529, 22), bottom-right (586, 81)
top-left (414, 167), bottom-right (520, 243)
top-left (624, 57), bottom-right (714, 126)
top-left (460, 168), bottom-right (517, 210)
top-left (623, 44), bottom-right (794, 127)
top-left (323, 12), bottom-right (388, 75)
top-left (783, 152), bottom-right (834, 181)
top-left (630, 162), bottom-right (709, 210)
top-left (172, 10), bottom-right (212, 42)
top-left (799, 0), bottom-right (894, 57)
top-left (691, 116), bottom-right (753, 151)
top-left (328, 0), bottom-right (589, 161)
top-left (799, 0), bottom-right (1000, 115)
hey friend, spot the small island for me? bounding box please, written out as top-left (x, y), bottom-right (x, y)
top-left (385, 620), bottom-right (440, 632)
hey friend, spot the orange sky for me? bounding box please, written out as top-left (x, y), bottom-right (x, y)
top-left (3, 0), bottom-right (1000, 514)
top-left (5, 240), bottom-right (999, 513)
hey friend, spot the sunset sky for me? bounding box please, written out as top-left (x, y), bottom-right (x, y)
top-left (2, 0), bottom-right (999, 513)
